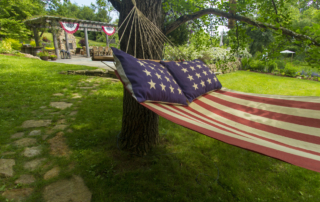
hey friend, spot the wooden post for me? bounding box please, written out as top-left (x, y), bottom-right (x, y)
top-left (33, 27), bottom-right (40, 47)
top-left (64, 31), bottom-right (70, 52)
top-left (52, 30), bottom-right (60, 59)
top-left (106, 34), bottom-right (109, 48)
top-left (84, 28), bottom-right (90, 58)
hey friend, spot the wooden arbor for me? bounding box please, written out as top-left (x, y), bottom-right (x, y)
top-left (24, 16), bottom-right (117, 58)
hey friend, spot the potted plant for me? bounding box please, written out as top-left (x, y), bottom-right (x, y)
top-left (38, 51), bottom-right (50, 61)
top-left (50, 54), bottom-right (57, 61)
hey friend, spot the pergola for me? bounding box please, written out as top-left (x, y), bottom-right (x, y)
top-left (24, 16), bottom-right (117, 58)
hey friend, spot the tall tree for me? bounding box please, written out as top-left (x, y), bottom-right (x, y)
top-left (108, 0), bottom-right (320, 155)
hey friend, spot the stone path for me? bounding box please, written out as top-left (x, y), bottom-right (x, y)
top-left (0, 77), bottom-right (119, 201)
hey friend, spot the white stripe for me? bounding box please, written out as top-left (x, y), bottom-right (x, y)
top-left (146, 103), bottom-right (320, 161)
top-left (201, 97), bottom-right (320, 137)
top-left (221, 88), bottom-right (320, 103)
top-left (210, 92), bottom-right (320, 119)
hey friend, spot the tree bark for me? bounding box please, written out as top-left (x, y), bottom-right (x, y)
top-left (117, 0), bottom-right (163, 155)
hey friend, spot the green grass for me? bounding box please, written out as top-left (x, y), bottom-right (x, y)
top-left (0, 56), bottom-right (320, 201)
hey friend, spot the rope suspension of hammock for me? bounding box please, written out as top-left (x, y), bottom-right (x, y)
top-left (96, 1), bottom-right (186, 61)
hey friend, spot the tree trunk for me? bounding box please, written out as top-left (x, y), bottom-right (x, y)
top-left (117, 0), bottom-right (163, 155)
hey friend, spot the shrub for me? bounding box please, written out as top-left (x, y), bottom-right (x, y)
top-left (4, 38), bottom-right (21, 50)
top-left (267, 60), bottom-right (277, 73)
top-left (275, 60), bottom-right (286, 69)
top-left (37, 51), bottom-right (49, 57)
top-left (241, 58), bottom-right (249, 70)
top-left (30, 41), bottom-right (36, 47)
top-left (248, 59), bottom-right (265, 71)
top-left (50, 54), bottom-right (57, 59)
top-left (78, 38), bottom-right (86, 47)
top-left (284, 63), bottom-right (298, 77)
top-left (0, 40), bottom-right (12, 53)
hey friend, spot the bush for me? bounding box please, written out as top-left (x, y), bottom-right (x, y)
top-left (248, 59), bottom-right (265, 71)
top-left (78, 38), bottom-right (86, 47)
top-left (30, 41), bottom-right (36, 47)
top-left (4, 38), bottom-right (21, 50)
top-left (267, 60), bottom-right (277, 73)
top-left (50, 54), bottom-right (57, 59)
top-left (37, 51), bottom-right (49, 57)
top-left (284, 63), bottom-right (298, 77)
top-left (275, 60), bottom-right (286, 69)
top-left (241, 58), bottom-right (249, 70)
top-left (0, 40), bottom-right (12, 53)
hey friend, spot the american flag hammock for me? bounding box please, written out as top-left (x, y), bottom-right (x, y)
top-left (140, 88), bottom-right (320, 173)
top-left (107, 3), bottom-right (320, 173)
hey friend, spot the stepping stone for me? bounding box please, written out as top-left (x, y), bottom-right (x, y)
top-left (43, 175), bottom-right (92, 202)
top-left (53, 93), bottom-right (64, 96)
top-left (22, 146), bottom-right (42, 157)
top-left (42, 135), bottom-right (49, 140)
top-left (46, 129), bottom-right (54, 135)
top-left (24, 158), bottom-right (46, 171)
top-left (22, 120), bottom-right (51, 128)
top-left (57, 119), bottom-right (66, 124)
top-left (66, 129), bottom-right (73, 133)
top-left (0, 159), bottom-right (15, 177)
top-left (72, 93), bottom-right (82, 99)
top-left (40, 106), bottom-right (47, 109)
top-left (11, 132), bottom-right (24, 139)
top-left (50, 112), bottom-right (60, 115)
top-left (1, 188), bottom-right (33, 201)
top-left (52, 124), bottom-right (68, 130)
top-left (14, 138), bottom-right (37, 147)
top-left (29, 130), bottom-right (41, 136)
top-left (44, 167), bottom-right (60, 180)
top-left (47, 132), bottom-right (70, 157)
top-left (50, 102), bottom-right (73, 110)
top-left (93, 84), bottom-right (100, 87)
top-left (15, 174), bottom-right (36, 185)
top-left (79, 87), bottom-right (93, 89)
top-left (69, 111), bottom-right (78, 116)
top-left (1, 152), bottom-right (16, 156)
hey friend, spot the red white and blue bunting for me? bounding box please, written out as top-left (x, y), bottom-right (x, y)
top-left (102, 26), bottom-right (116, 36)
top-left (59, 22), bottom-right (80, 34)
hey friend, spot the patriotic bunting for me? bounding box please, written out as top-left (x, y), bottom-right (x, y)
top-left (59, 22), bottom-right (79, 34)
top-left (142, 88), bottom-right (320, 173)
top-left (102, 26), bottom-right (116, 36)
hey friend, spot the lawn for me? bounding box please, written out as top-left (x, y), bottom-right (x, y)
top-left (0, 55), bottom-right (320, 201)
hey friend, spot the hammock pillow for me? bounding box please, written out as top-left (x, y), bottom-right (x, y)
top-left (160, 59), bottom-right (222, 103)
top-left (112, 47), bottom-right (188, 105)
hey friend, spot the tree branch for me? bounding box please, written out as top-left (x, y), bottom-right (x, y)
top-left (165, 8), bottom-right (320, 47)
top-left (108, 0), bottom-right (121, 12)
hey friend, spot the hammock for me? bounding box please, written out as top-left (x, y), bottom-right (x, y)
top-left (141, 88), bottom-right (320, 173)
top-left (100, 1), bottom-right (320, 173)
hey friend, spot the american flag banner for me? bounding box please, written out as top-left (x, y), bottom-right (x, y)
top-left (160, 59), bottom-right (222, 103)
top-left (142, 88), bottom-right (320, 173)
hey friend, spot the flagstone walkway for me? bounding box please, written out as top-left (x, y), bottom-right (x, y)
top-left (0, 77), bottom-right (119, 202)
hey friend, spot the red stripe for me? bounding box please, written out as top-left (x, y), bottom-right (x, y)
top-left (193, 99), bottom-right (320, 145)
top-left (166, 104), bottom-right (320, 157)
top-left (142, 103), bottom-right (320, 173)
top-left (204, 94), bottom-right (320, 128)
top-left (215, 90), bottom-right (320, 110)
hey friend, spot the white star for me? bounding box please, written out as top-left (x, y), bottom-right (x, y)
top-left (202, 70), bottom-right (208, 76)
top-left (159, 69), bottom-right (164, 74)
top-left (137, 61), bottom-right (145, 66)
top-left (207, 78), bottom-right (212, 84)
top-left (214, 77), bottom-right (217, 82)
top-left (143, 69), bottom-right (152, 77)
top-left (209, 70), bottom-right (214, 74)
top-left (181, 68), bottom-right (188, 73)
top-left (148, 79), bottom-right (156, 89)
top-left (193, 83), bottom-right (198, 90)
top-left (149, 66), bottom-right (155, 70)
top-left (189, 66), bottom-right (195, 71)
top-left (183, 62), bottom-right (188, 65)
top-left (173, 79), bottom-right (177, 84)
top-left (175, 62), bottom-right (181, 66)
top-left (165, 76), bottom-right (171, 82)
top-left (195, 73), bottom-right (201, 78)
top-left (155, 73), bottom-right (162, 80)
top-left (187, 74), bottom-right (194, 81)
top-left (197, 65), bottom-right (202, 69)
top-left (203, 64), bottom-right (208, 68)
top-left (160, 65), bottom-right (165, 69)
top-left (160, 82), bottom-right (166, 91)
top-left (177, 88), bottom-right (182, 95)
top-left (200, 80), bottom-right (205, 87)
top-left (167, 71), bottom-right (171, 75)
top-left (196, 60), bottom-right (200, 63)
top-left (169, 85), bottom-right (174, 93)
